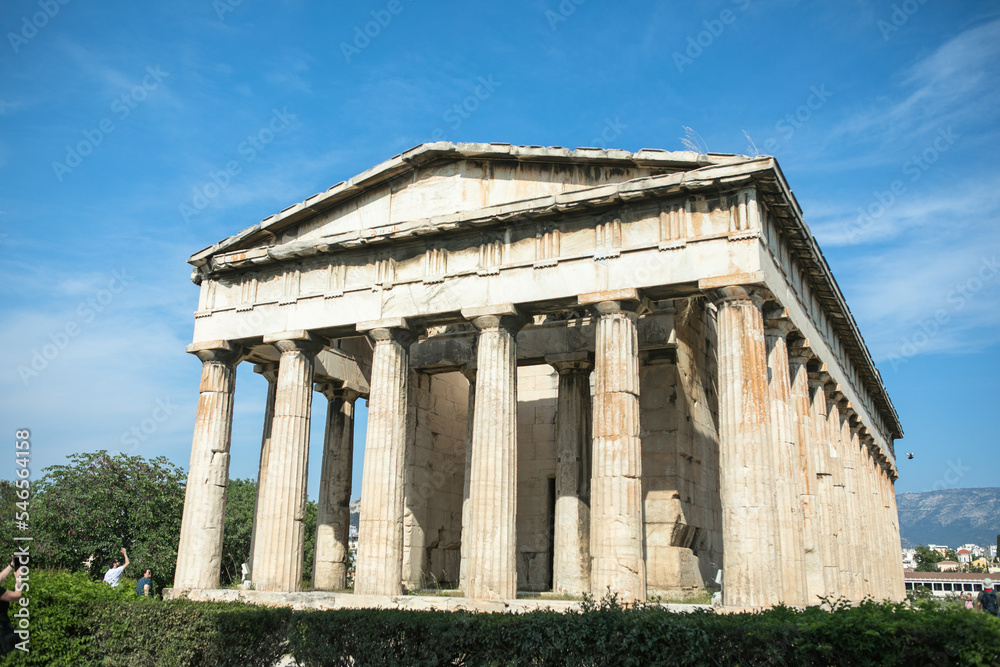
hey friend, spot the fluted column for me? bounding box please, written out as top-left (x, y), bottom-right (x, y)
top-left (461, 305), bottom-right (525, 600)
top-left (252, 334), bottom-right (322, 592)
top-left (248, 363), bottom-right (278, 581)
top-left (835, 399), bottom-right (862, 601)
top-left (355, 322), bottom-right (415, 596)
top-left (458, 366), bottom-right (475, 594)
top-left (548, 352), bottom-right (593, 597)
top-left (808, 371), bottom-right (841, 599)
top-left (175, 341), bottom-right (242, 590)
top-left (583, 293), bottom-right (646, 603)
top-left (788, 344), bottom-right (825, 604)
top-left (763, 316), bottom-right (807, 606)
top-left (886, 469), bottom-right (906, 600)
top-left (711, 286), bottom-right (781, 608)
top-left (313, 383), bottom-right (360, 591)
top-left (825, 388), bottom-right (855, 601)
top-left (849, 419), bottom-right (875, 598)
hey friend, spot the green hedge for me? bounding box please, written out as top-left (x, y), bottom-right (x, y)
top-left (5, 571), bottom-right (1000, 666)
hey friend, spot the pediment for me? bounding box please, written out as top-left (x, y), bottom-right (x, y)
top-left (189, 142), bottom-right (746, 270)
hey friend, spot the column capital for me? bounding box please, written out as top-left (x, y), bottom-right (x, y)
top-left (825, 382), bottom-right (845, 404)
top-left (546, 351), bottom-right (594, 374)
top-left (357, 319), bottom-right (416, 347)
top-left (808, 365), bottom-right (831, 387)
top-left (461, 303), bottom-right (527, 334)
top-left (263, 330), bottom-right (326, 356)
top-left (764, 318), bottom-right (796, 339)
top-left (186, 340), bottom-right (244, 365)
top-left (315, 380), bottom-right (361, 403)
top-left (578, 288), bottom-right (651, 317)
top-left (253, 362), bottom-right (279, 382)
top-left (707, 285), bottom-right (766, 308)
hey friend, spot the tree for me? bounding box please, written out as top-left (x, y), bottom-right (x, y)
top-left (220, 478), bottom-right (318, 588)
top-left (221, 478), bottom-right (255, 586)
top-left (914, 545), bottom-right (944, 573)
top-left (33, 451), bottom-right (186, 592)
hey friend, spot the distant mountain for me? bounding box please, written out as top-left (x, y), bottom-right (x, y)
top-left (896, 487), bottom-right (1000, 549)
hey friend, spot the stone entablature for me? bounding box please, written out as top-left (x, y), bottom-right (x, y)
top-left (173, 143), bottom-right (905, 609)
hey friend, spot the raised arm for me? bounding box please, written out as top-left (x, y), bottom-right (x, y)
top-left (0, 556), bottom-right (13, 582)
top-left (121, 548), bottom-right (130, 568)
top-left (0, 569), bottom-right (23, 602)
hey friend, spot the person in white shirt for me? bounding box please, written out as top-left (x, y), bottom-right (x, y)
top-left (103, 548), bottom-right (130, 587)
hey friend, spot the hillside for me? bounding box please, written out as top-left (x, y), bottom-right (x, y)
top-left (896, 487), bottom-right (1000, 548)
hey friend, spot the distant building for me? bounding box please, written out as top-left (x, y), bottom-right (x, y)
top-left (958, 544), bottom-right (983, 558)
top-left (927, 544), bottom-right (949, 555)
top-left (936, 560), bottom-right (960, 572)
top-left (905, 570), bottom-right (992, 597)
top-left (957, 549), bottom-right (972, 564)
top-left (901, 548), bottom-right (917, 569)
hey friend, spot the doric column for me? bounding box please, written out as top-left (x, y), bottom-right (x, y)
top-left (547, 351), bottom-right (593, 597)
top-left (885, 467), bottom-right (906, 600)
top-left (461, 305), bottom-right (525, 600)
top-left (354, 321), bottom-right (415, 596)
top-left (313, 382), bottom-right (360, 591)
top-left (787, 343), bottom-right (825, 604)
top-left (835, 397), bottom-right (862, 601)
top-left (458, 365), bottom-right (475, 594)
top-left (251, 332), bottom-right (323, 593)
top-left (710, 286), bottom-right (780, 608)
top-left (825, 386), bottom-right (855, 601)
top-left (763, 315), bottom-right (807, 606)
top-left (808, 369), bottom-right (841, 598)
top-left (175, 341), bottom-right (242, 590)
top-left (585, 294), bottom-right (647, 602)
top-left (582, 290), bottom-right (647, 602)
top-left (248, 363), bottom-right (278, 581)
top-left (848, 418), bottom-right (874, 598)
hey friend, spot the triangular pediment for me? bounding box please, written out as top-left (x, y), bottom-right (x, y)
top-left (189, 142), bottom-right (747, 268)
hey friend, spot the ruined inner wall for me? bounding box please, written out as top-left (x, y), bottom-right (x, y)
top-left (515, 364), bottom-right (559, 591)
top-left (641, 299), bottom-right (722, 596)
top-left (402, 370), bottom-right (468, 589)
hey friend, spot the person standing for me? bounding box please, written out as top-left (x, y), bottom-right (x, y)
top-left (103, 548), bottom-right (130, 587)
top-left (136, 569), bottom-right (153, 596)
top-left (976, 578), bottom-right (998, 616)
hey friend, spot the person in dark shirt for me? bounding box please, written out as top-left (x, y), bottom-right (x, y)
top-left (0, 556), bottom-right (24, 655)
top-left (136, 569), bottom-right (153, 596)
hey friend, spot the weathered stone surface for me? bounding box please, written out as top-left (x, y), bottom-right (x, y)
top-left (175, 343), bottom-right (241, 590)
top-left (252, 335), bottom-right (323, 593)
top-left (355, 326), bottom-right (415, 596)
top-left (177, 144), bottom-right (905, 609)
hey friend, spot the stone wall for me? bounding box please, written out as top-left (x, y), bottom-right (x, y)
top-left (402, 371), bottom-right (468, 589)
top-left (515, 364), bottom-right (559, 591)
top-left (641, 299), bottom-right (722, 596)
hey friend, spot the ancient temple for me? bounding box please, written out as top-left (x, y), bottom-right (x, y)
top-left (172, 142), bottom-right (905, 608)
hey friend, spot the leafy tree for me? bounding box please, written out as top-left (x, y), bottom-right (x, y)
top-left (33, 450), bottom-right (185, 591)
top-left (0, 480), bottom-right (19, 564)
top-left (944, 548), bottom-right (958, 561)
top-left (914, 545), bottom-right (944, 572)
top-left (220, 478), bottom-right (318, 588)
top-left (221, 478), bottom-right (256, 586)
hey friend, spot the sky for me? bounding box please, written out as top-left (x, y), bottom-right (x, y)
top-left (1, 0), bottom-right (998, 502)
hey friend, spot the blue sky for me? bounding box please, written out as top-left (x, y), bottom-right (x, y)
top-left (1, 0), bottom-right (998, 500)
